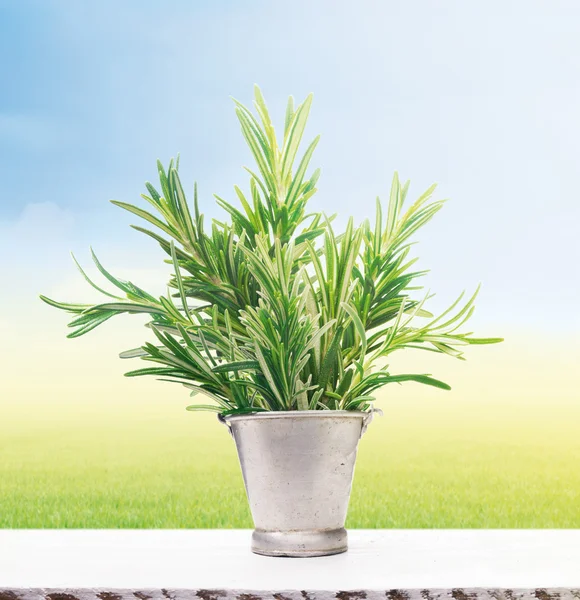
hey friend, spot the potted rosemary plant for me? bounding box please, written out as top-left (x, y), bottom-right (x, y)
top-left (41, 86), bottom-right (502, 557)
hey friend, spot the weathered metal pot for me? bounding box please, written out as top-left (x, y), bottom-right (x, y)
top-left (220, 410), bottom-right (374, 557)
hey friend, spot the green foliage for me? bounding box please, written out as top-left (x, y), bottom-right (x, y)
top-left (40, 85), bottom-right (502, 415)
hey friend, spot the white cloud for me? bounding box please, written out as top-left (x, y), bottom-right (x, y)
top-left (0, 202), bottom-right (176, 404)
top-left (0, 202), bottom-right (75, 292)
top-left (0, 202), bottom-right (171, 320)
top-left (0, 201), bottom-right (74, 234)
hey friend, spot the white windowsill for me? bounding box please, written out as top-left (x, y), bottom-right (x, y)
top-left (0, 530), bottom-right (578, 589)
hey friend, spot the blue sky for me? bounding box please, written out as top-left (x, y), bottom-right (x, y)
top-left (1, 0), bottom-right (579, 333)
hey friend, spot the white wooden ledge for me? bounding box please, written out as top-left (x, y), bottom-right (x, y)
top-left (0, 530), bottom-right (579, 591)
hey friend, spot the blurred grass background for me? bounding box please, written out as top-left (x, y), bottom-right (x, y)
top-left (1, 391), bottom-right (579, 528)
top-left (2, 321), bottom-right (579, 528)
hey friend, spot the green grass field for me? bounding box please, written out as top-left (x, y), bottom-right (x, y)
top-left (1, 392), bottom-right (579, 528)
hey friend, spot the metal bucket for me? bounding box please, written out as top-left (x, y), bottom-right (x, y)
top-left (221, 410), bottom-right (374, 557)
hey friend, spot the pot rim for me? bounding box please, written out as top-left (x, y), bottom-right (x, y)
top-left (223, 409), bottom-right (368, 423)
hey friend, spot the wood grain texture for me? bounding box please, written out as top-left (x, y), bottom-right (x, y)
top-left (1, 589), bottom-right (580, 600)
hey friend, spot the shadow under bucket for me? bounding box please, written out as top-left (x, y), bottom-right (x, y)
top-left (221, 410), bottom-right (375, 557)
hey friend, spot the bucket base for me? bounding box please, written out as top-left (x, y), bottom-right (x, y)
top-left (251, 527), bottom-right (348, 557)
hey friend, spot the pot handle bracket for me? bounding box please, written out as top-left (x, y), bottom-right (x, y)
top-left (218, 413), bottom-right (234, 438)
top-left (361, 407), bottom-right (383, 436)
